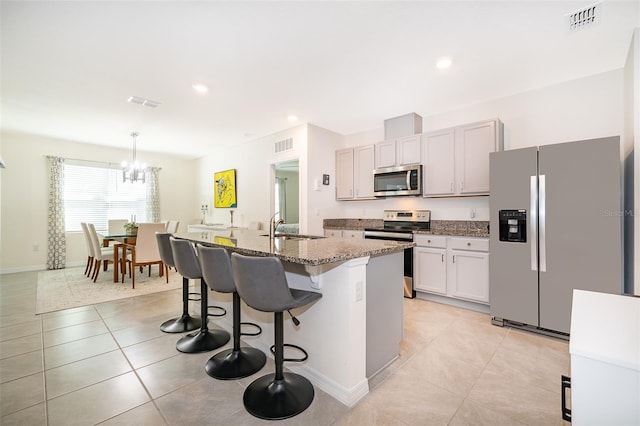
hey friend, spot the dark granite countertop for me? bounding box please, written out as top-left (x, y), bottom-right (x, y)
top-left (174, 228), bottom-right (412, 266)
top-left (323, 218), bottom-right (489, 238)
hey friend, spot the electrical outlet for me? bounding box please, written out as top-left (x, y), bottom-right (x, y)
top-left (355, 281), bottom-right (363, 302)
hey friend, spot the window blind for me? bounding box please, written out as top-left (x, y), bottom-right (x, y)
top-left (64, 163), bottom-right (147, 233)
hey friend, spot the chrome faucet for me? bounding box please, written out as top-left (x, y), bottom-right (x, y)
top-left (269, 212), bottom-right (285, 240)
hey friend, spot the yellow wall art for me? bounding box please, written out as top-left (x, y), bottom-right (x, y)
top-left (214, 169), bottom-right (237, 208)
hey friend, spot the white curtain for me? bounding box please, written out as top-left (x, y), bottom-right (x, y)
top-left (46, 156), bottom-right (66, 269)
top-left (145, 167), bottom-right (161, 223)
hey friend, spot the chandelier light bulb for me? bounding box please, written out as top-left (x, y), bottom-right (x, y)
top-left (122, 132), bottom-right (146, 183)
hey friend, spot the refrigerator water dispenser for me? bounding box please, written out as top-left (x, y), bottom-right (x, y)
top-left (499, 210), bottom-right (527, 242)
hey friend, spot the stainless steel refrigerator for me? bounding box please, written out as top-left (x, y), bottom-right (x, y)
top-left (489, 136), bottom-right (622, 335)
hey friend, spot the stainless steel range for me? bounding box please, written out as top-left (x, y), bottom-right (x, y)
top-left (364, 209), bottom-right (431, 298)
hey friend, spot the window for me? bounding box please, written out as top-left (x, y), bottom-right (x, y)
top-left (63, 162), bottom-right (147, 233)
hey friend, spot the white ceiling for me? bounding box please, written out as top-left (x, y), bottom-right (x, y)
top-left (1, 1), bottom-right (638, 159)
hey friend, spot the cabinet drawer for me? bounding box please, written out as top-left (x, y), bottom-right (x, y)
top-left (414, 234), bottom-right (447, 248)
top-left (324, 229), bottom-right (342, 238)
top-left (449, 237), bottom-right (489, 252)
top-left (342, 230), bottom-right (364, 239)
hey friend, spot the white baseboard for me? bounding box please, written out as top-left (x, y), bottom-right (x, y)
top-left (215, 315), bottom-right (370, 407)
top-left (415, 291), bottom-right (490, 314)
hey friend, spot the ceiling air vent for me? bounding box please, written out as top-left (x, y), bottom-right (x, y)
top-left (565, 2), bottom-right (602, 32)
top-left (127, 96), bottom-right (161, 108)
top-left (274, 138), bottom-right (293, 153)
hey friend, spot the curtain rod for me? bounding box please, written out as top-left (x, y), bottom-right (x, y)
top-left (45, 156), bottom-right (161, 170)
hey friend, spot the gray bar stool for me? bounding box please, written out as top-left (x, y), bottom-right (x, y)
top-left (170, 237), bottom-right (230, 353)
top-left (231, 252), bottom-right (322, 420)
top-left (197, 245), bottom-right (266, 379)
top-left (156, 233), bottom-right (202, 333)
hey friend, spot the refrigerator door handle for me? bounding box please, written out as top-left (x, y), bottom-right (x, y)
top-left (530, 176), bottom-right (538, 271)
top-left (539, 174), bottom-right (547, 272)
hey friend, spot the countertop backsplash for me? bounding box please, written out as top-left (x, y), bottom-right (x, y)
top-left (323, 218), bottom-right (490, 238)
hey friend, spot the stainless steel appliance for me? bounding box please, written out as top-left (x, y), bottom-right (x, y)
top-left (364, 209), bottom-right (431, 298)
top-left (490, 136), bottom-right (622, 336)
top-left (373, 164), bottom-right (422, 197)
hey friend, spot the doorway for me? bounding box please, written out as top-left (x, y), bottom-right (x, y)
top-left (273, 160), bottom-right (299, 233)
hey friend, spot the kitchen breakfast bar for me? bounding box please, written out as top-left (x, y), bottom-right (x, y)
top-left (174, 228), bottom-right (412, 406)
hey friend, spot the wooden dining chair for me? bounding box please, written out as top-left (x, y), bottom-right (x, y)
top-left (121, 222), bottom-right (166, 288)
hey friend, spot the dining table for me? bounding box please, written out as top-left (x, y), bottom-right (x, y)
top-left (99, 233), bottom-right (137, 282)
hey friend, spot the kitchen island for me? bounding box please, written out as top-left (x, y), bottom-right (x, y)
top-left (173, 228), bottom-right (412, 406)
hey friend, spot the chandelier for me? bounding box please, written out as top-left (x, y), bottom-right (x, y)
top-left (121, 132), bottom-right (146, 183)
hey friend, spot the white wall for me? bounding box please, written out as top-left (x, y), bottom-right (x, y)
top-left (0, 131), bottom-right (197, 273)
top-left (195, 123), bottom-right (345, 236)
top-left (196, 125), bottom-right (307, 231)
top-left (306, 124), bottom-right (345, 235)
top-left (630, 27), bottom-right (640, 295)
top-left (339, 69), bottom-right (625, 222)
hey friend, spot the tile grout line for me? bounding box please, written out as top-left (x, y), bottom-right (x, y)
top-left (94, 301), bottom-right (172, 425)
top-left (38, 311), bottom-right (50, 426)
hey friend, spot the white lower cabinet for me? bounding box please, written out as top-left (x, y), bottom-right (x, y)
top-left (414, 235), bottom-right (490, 305)
top-left (342, 230), bottom-right (364, 239)
top-left (324, 229), bottom-right (364, 239)
top-left (414, 235), bottom-right (447, 294)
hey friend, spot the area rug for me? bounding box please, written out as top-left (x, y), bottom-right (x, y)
top-left (36, 265), bottom-right (182, 314)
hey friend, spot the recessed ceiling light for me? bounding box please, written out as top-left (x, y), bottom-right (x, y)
top-left (436, 57), bottom-right (453, 69)
top-left (192, 83), bottom-right (209, 94)
top-left (287, 115), bottom-right (298, 122)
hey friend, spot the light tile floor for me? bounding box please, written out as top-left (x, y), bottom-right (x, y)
top-left (0, 271), bottom-right (571, 425)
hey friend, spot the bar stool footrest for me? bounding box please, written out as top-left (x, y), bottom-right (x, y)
top-left (207, 305), bottom-right (226, 317)
top-left (240, 321), bottom-right (262, 337)
top-left (188, 292), bottom-right (201, 302)
top-left (270, 343), bottom-right (308, 363)
top-left (243, 372), bottom-right (314, 420)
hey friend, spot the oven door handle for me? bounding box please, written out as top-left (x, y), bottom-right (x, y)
top-left (364, 231), bottom-right (413, 240)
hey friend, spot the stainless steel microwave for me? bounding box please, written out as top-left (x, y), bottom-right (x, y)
top-left (373, 164), bottom-right (422, 197)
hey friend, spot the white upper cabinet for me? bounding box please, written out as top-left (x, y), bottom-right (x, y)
top-left (396, 135), bottom-right (421, 166)
top-left (354, 145), bottom-right (375, 198)
top-left (422, 128), bottom-right (456, 196)
top-left (375, 134), bottom-right (421, 168)
top-left (422, 119), bottom-right (503, 197)
top-left (335, 145), bottom-right (375, 200)
top-left (375, 140), bottom-right (396, 168)
top-left (335, 148), bottom-right (355, 200)
top-left (456, 120), bottom-right (499, 195)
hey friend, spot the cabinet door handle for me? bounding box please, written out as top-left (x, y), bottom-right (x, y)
top-left (441, 254), bottom-right (444, 262)
top-left (452, 255), bottom-right (456, 263)
top-left (450, 182), bottom-right (453, 192)
top-left (561, 375), bottom-right (572, 422)
top-left (467, 242), bottom-right (471, 246)
top-left (460, 181), bottom-right (464, 191)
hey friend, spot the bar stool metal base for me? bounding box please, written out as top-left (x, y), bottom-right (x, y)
top-left (160, 314), bottom-right (201, 333)
top-left (243, 372), bottom-right (314, 420)
top-left (205, 347), bottom-right (266, 380)
top-left (176, 328), bottom-right (230, 353)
